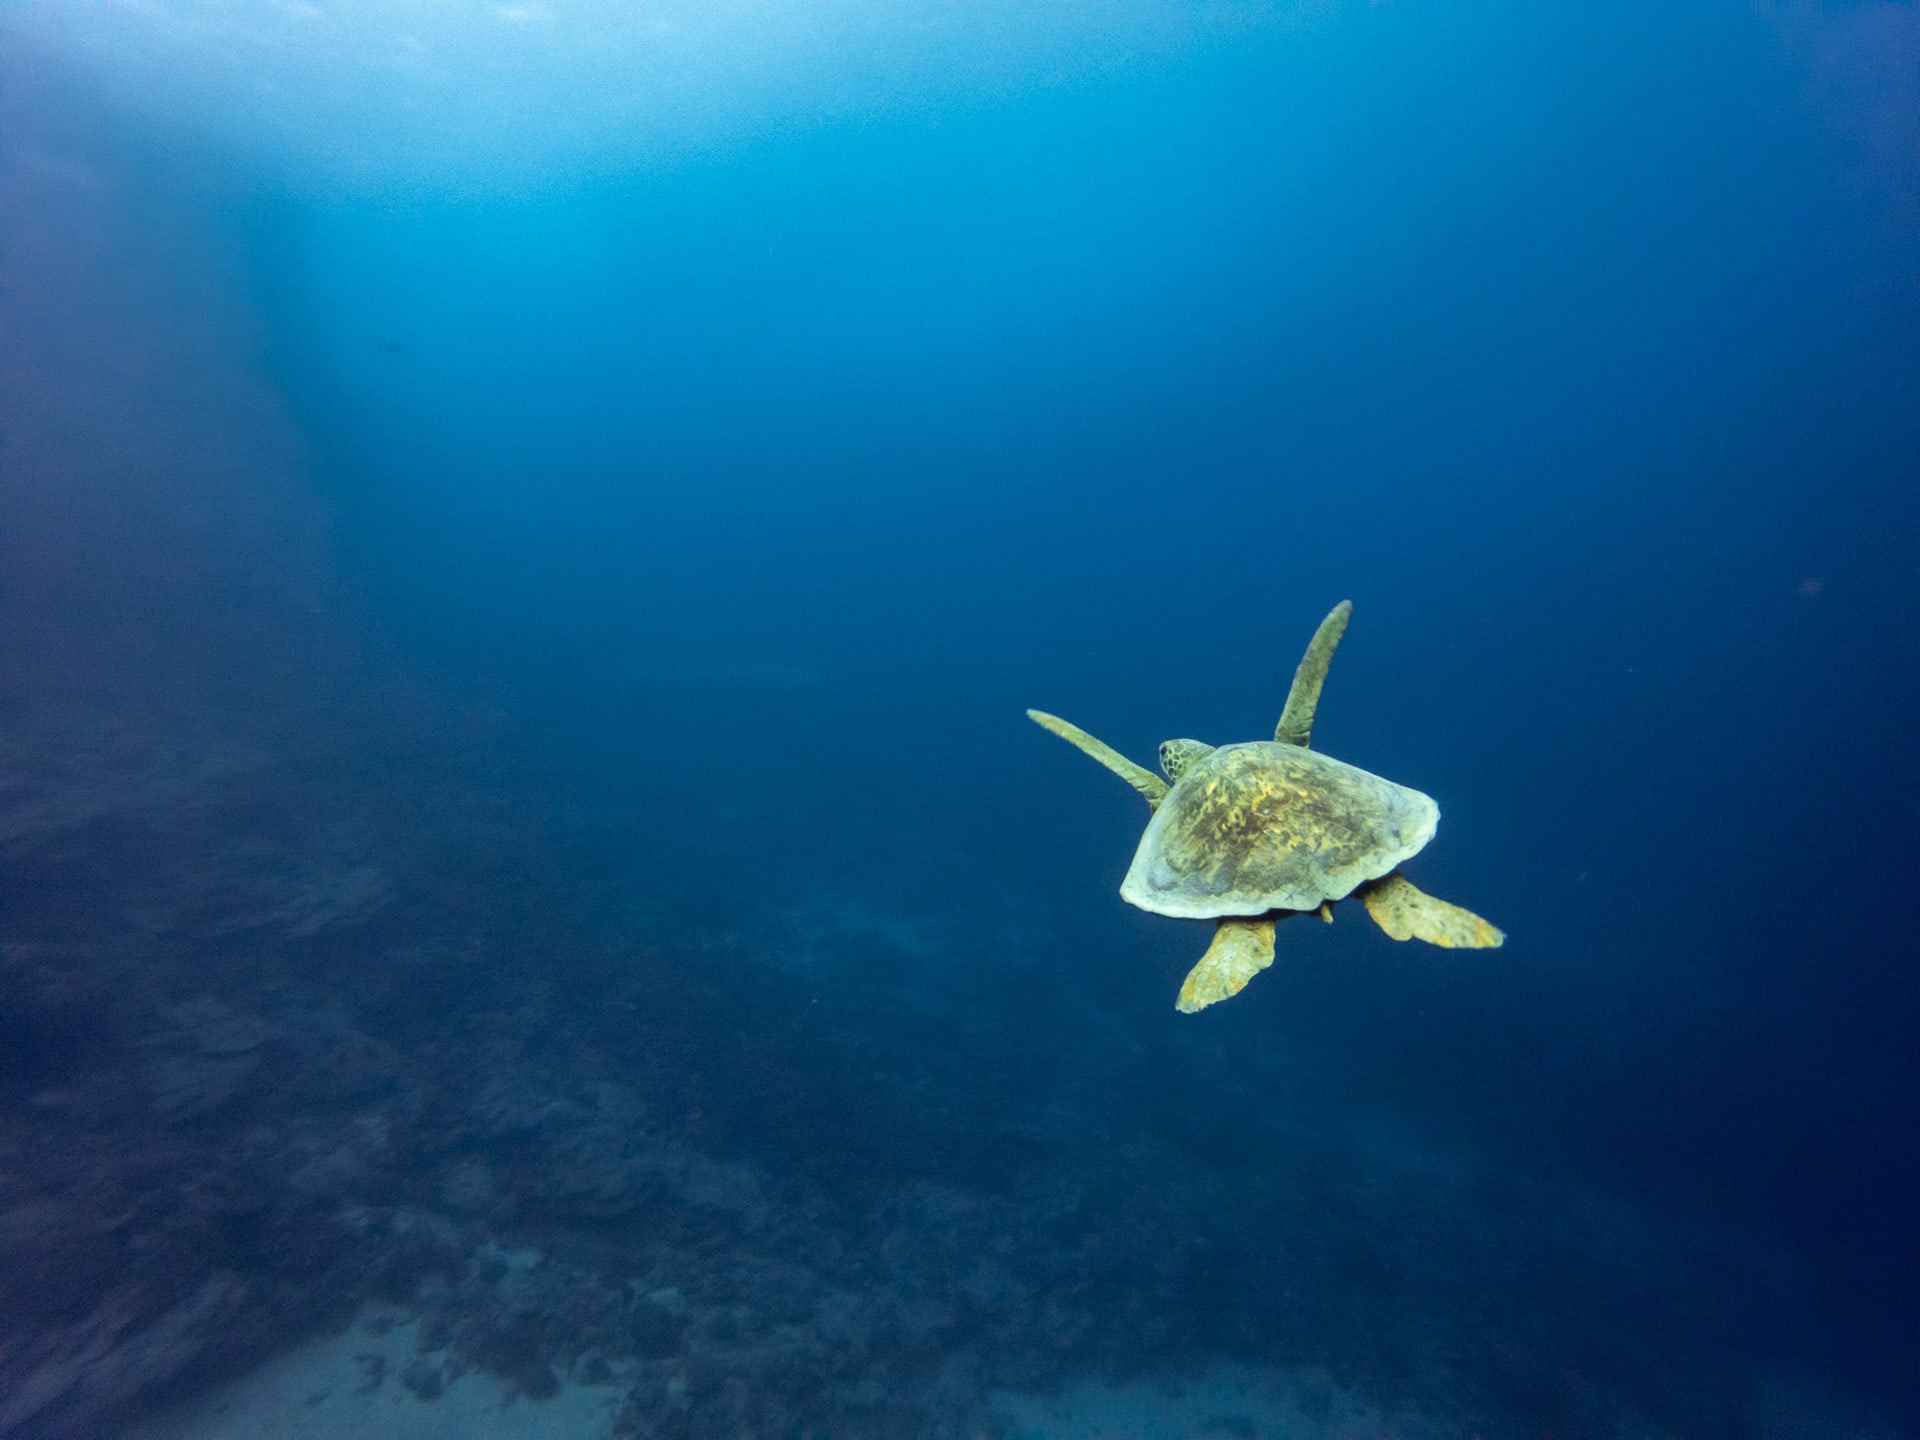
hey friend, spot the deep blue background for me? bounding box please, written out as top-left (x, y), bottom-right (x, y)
top-left (241, 4), bottom-right (1919, 1405)
top-left (9, 2), bottom-right (1916, 1429)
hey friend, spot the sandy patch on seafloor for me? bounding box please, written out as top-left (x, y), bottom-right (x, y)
top-left (116, 1306), bottom-right (625, 1440)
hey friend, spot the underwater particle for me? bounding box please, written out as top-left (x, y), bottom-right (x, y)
top-left (1029, 601), bottom-right (1504, 1012)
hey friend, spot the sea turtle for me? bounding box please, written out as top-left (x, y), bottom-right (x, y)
top-left (1029, 601), bottom-right (1503, 1013)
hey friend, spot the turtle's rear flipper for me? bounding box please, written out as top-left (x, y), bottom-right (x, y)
top-left (1358, 872), bottom-right (1504, 948)
top-left (1176, 916), bottom-right (1277, 1013)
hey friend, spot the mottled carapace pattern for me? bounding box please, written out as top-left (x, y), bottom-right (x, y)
top-left (1121, 741), bottom-right (1438, 919)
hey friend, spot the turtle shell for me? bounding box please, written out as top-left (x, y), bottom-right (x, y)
top-left (1119, 741), bottom-right (1438, 920)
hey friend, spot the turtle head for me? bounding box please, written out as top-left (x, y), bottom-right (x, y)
top-left (1158, 738), bottom-right (1215, 782)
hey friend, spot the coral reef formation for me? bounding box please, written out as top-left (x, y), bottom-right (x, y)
top-left (0, 684), bottom-right (1793, 1439)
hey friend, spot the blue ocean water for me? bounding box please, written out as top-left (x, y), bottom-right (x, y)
top-left (1, 4), bottom-right (1915, 1437)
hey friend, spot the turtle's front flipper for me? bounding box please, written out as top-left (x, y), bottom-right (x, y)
top-left (1358, 872), bottom-right (1504, 948)
top-left (1027, 710), bottom-right (1169, 809)
top-left (1176, 916), bottom-right (1277, 1013)
top-left (1275, 600), bottom-right (1352, 748)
